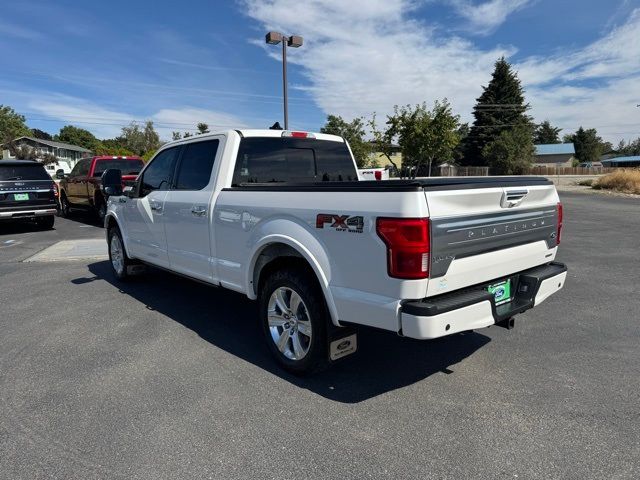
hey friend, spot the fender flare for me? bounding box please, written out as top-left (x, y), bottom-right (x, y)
top-left (104, 212), bottom-right (133, 258)
top-left (246, 232), bottom-right (340, 326)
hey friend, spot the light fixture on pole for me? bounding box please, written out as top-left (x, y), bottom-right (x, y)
top-left (265, 31), bottom-right (303, 130)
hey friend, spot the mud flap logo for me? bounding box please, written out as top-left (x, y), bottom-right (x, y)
top-left (316, 214), bottom-right (364, 233)
top-left (329, 333), bottom-right (358, 360)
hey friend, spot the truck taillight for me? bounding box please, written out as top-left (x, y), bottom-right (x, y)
top-left (52, 183), bottom-right (59, 197)
top-left (376, 218), bottom-right (430, 279)
top-left (556, 202), bottom-right (563, 245)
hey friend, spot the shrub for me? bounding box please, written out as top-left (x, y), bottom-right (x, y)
top-left (593, 170), bottom-right (640, 194)
top-left (577, 179), bottom-right (593, 186)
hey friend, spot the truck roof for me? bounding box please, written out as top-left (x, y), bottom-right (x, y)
top-left (162, 129), bottom-right (345, 148)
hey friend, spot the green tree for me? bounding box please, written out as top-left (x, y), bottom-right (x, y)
top-left (565, 127), bottom-right (603, 163)
top-left (0, 105), bottom-right (31, 144)
top-left (483, 125), bottom-right (535, 174)
top-left (196, 123), bottom-right (209, 135)
top-left (369, 112), bottom-right (400, 173)
top-left (31, 128), bottom-right (53, 141)
top-left (55, 125), bottom-right (100, 151)
top-left (118, 121), bottom-right (161, 156)
top-left (375, 100), bottom-right (460, 177)
top-left (616, 138), bottom-right (640, 156)
top-left (320, 115), bottom-right (373, 168)
top-left (94, 138), bottom-right (134, 156)
top-left (12, 144), bottom-right (38, 160)
top-left (171, 131), bottom-right (182, 141)
top-left (462, 57), bottom-right (532, 166)
top-left (534, 120), bottom-right (562, 144)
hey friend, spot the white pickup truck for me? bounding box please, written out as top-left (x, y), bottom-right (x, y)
top-left (102, 129), bottom-right (567, 374)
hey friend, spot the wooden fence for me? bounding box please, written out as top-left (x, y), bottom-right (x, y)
top-left (431, 165), bottom-right (630, 177)
top-left (526, 166), bottom-right (623, 176)
top-left (435, 166), bottom-right (490, 176)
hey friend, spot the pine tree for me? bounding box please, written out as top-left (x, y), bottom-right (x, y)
top-left (534, 120), bottom-right (562, 144)
top-left (461, 57), bottom-right (532, 166)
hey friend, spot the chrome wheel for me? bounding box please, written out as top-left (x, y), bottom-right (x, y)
top-left (267, 287), bottom-right (312, 361)
top-left (110, 234), bottom-right (125, 276)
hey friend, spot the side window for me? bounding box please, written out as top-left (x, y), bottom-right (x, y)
top-left (140, 147), bottom-right (179, 197)
top-left (69, 161), bottom-right (83, 177)
top-left (77, 160), bottom-right (90, 176)
top-left (174, 140), bottom-right (219, 190)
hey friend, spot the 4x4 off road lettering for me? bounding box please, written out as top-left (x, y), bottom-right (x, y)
top-left (316, 214), bottom-right (364, 233)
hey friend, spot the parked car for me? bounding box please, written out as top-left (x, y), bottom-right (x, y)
top-left (578, 162), bottom-right (603, 168)
top-left (102, 129), bottom-right (567, 374)
top-left (0, 160), bottom-right (58, 229)
top-left (58, 156), bottom-right (144, 220)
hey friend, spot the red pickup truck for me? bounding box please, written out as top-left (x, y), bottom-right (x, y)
top-left (59, 156), bottom-right (144, 220)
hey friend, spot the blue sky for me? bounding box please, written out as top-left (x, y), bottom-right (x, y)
top-left (1, 0), bottom-right (639, 142)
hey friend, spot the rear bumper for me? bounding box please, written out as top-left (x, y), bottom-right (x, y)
top-left (400, 262), bottom-right (568, 339)
top-left (0, 207), bottom-right (57, 220)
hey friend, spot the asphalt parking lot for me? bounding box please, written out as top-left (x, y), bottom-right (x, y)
top-left (1, 192), bottom-right (639, 479)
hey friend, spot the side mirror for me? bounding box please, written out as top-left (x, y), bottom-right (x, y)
top-left (101, 168), bottom-right (123, 197)
top-left (55, 169), bottom-right (65, 179)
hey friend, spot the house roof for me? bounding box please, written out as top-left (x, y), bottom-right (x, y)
top-left (601, 156), bottom-right (640, 164)
top-left (8, 136), bottom-right (93, 153)
top-left (535, 143), bottom-right (575, 156)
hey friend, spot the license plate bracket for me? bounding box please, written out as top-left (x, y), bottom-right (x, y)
top-left (487, 279), bottom-right (512, 305)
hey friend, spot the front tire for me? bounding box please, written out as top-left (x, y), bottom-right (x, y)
top-left (59, 193), bottom-right (71, 218)
top-left (259, 266), bottom-right (329, 375)
top-left (108, 227), bottom-right (134, 281)
top-left (96, 197), bottom-right (107, 223)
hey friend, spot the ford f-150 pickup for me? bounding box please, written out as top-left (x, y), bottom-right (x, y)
top-left (102, 129), bottom-right (567, 374)
top-left (59, 155), bottom-right (144, 220)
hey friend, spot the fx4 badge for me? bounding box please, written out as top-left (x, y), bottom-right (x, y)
top-left (316, 214), bottom-right (364, 233)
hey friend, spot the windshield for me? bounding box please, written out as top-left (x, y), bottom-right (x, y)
top-left (93, 159), bottom-right (144, 177)
top-left (0, 163), bottom-right (51, 181)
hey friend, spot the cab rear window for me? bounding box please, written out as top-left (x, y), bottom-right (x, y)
top-left (0, 164), bottom-right (51, 181)
top-left (232, 137), bottom-right (357, 185)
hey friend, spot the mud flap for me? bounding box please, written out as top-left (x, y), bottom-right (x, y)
top-left (327, 325), bottom-right (358, 362)
top-left (126, 264), bottom-right (146, 276)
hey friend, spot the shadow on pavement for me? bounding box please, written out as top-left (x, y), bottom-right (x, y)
top-left (82, 260), bottom-right (491, 403)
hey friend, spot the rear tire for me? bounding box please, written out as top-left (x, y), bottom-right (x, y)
top-left (35, 215), bottom-right (55, 230)
top-left (108, 226), bottom-right (135, 281)
top-left (259, 266), bottom-right (329, 375)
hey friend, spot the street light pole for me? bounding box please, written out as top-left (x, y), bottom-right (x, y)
top-left (266, 32), bottom-right (303, 131)
top-left (282, 38), bottom-right (288, 130)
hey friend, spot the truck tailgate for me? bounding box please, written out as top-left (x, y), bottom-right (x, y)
top-left (423, 181), bottom-right (560, 297)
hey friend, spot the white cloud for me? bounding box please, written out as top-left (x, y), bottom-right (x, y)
top-left (449, 0), bottom-right (534, 35)
top-left (243, 0), bottom-right (640, 142)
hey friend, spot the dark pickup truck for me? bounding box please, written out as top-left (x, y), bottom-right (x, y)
top-left (59, 155), bottom-right (144, 220)
top-left (0, 160), bottom-right (57, 229)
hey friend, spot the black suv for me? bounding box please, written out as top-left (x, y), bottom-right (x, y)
top-left (0, 161), bottom-right (57, 229)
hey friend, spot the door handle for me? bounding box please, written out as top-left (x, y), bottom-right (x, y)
top-left (118, 197), bottom-right (127, 203)
top-left (150, 202), bottom-right (162, 212)
top-left (191, 206), bottom-right (207, 216)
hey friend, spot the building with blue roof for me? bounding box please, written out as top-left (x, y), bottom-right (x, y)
top-left (533, 143), bottom-right (576, 167)
top-left (601, 156), bottom-right (640, 167)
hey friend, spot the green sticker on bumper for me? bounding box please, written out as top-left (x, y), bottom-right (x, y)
top-left (488, 279), bottom-right (511, 305)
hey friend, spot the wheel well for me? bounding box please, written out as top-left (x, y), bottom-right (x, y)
top-left (93, 192), bottom-right (104, 207)
top-left (105, 215), bottom-right (119, 233)
top-left (253, 243), bottom-right (318, 297)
